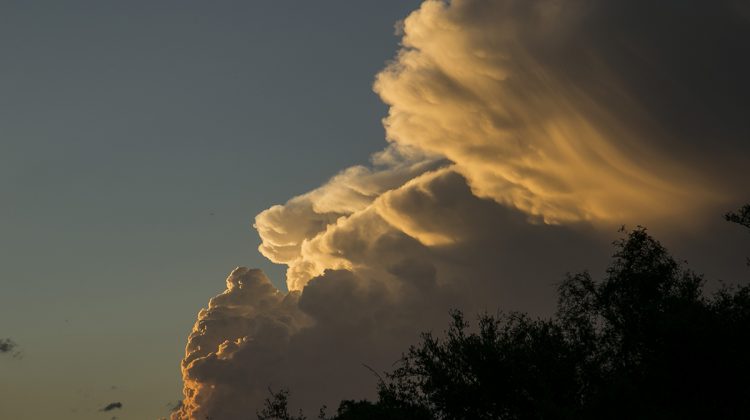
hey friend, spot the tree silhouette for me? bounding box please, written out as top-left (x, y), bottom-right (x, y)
top-left (256, 388), bottom-right (308, 420)
top-left (726, 203), bottom-right (750, 265)
top-left (725, 203), bottom-right (750, 230)
top-left (350, 225), bottom-right (748, 419)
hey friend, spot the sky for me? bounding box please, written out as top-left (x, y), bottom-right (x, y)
top-left (2, 1), bottom-right (750, 420)
top-left (0, 1), bottom-right (420, 419)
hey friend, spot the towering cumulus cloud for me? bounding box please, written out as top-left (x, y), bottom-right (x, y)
top-left (174, 1), bottom-right (750, 418)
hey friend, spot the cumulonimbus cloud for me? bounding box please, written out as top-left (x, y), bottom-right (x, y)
top-left (174, 1), bottom-right (750, 418)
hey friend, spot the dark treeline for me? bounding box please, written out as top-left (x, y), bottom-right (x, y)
top-left (257, 205), bottom-right (750, 420)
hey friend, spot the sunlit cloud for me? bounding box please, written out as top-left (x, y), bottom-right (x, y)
top-left (374, 0), bottom-right (739, 226)
top-left (174, 1), bottom-right (750, 418)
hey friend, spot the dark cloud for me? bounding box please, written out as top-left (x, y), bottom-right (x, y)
top-left (0, 338), bottom-right (21, 358)
top-left (0, 338), bottom-right (17, 353)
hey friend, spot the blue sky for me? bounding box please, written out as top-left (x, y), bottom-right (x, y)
top-left (0, 2), bottom-right (421, 419)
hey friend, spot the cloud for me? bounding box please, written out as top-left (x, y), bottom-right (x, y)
top-left (373, 0), bottom-right (749, 226)
top-left (0, 338), bottom-right (17, 353)
top-left (175, 1), bottom-right (750, 419)
top-left (174, 268), bottom-right (309, 419)
top-left (176, 169), bottom-right (608, 419)
top-left (0, 338), bottom-right (21, 359)
top-left (100, 402), bottom-right (122, 412)
top-left (254, 151), bottom-right (446, 290)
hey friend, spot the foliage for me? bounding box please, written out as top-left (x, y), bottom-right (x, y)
top-left (726, 203), bottom-right (750, 265)
top-left (725, 203), bottom-right (750, 230)
top-left (257, 388), bottom-right (308, 420)
top-left (351, 225), bottom-right (750, 419)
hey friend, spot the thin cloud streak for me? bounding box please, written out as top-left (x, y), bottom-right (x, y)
top-left (100, 402), bottom-right (122, 412)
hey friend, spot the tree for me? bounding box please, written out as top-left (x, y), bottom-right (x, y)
top-left (256, 388), bottom-right (308, 420)
top-left (348, 226), bottom-right (750, 419)
top-left (725, 203), bottom-right (750, 230)
top-left (386, 311), bottom-right (582, 419)
top-left (726, 203), bottom-right (750, 265)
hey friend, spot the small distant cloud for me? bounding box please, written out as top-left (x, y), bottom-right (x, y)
top-left (0, 338), bottom-right (21, 358)
top-left (0, 338), bottom-right (17, 353)
top-left (100, 402), bottom-right (123, 412)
